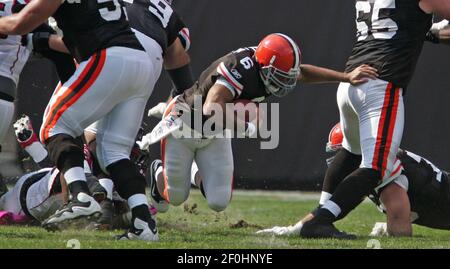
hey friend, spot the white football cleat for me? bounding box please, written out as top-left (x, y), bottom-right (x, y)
top-left (42, 192), bottom-right (102, 231)
top-left (117, 217), bottom-right (159, 242)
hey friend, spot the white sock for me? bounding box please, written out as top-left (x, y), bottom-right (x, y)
top-left (128, 193), bottom-right (148, 209)
top-left (64, 167), bottom-right (86, 185)
top-left (319, 191), bottom-right (332, 206)
top-left (25, 142), bottom-right (48, 163)
top-left (322, 200), bottom-right (342, 217)
top-left (98, 178), bottom-right (114, 200)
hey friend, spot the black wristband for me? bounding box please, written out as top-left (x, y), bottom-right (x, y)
top-left (425, 30), bottom-right (440, 44)
top-left (32, 32), bottom-right (52, 53)
top-left (167, 64), bottom-right (195, 97)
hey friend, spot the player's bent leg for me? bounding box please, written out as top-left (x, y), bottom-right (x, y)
top-left (195, 138), bottom-right (234, 212)
top-left (159, 136), bottom-right (195, 207)
top-left (315, 83), bottom-right (362, 207)
top-left (320, 149), bottom-right (361, 206)
top-left (302, 82), bottom-right (404, 239)
top-left (13, 115), bottom-right (52, 168)
top-left (95, 97), bottom-right (158, 241)
top-left (40, 50), bottom-right (137, 229)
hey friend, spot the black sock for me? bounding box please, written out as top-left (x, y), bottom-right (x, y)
top-left (68, 181), bottom-right (90, 197)
top-left (107, 159), bottom-right (147, 200)
top-left (131, 204), bottom-right (152, 223)
top-left (312, 208), bottom-right (337, 224)
top-left (37, 156), bottom-right (53, 168)
top-left (322, 148), bottom-right (361, 194)
top-left (320, 168), bottom-right (381, 223)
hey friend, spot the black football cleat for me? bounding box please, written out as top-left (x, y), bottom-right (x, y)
top-left (300, 220), bottom-right (357, 240)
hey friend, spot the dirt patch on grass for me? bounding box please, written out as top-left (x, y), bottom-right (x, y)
top-left (229, 220), bottom-right (263, 229)
top-left (183, 203), bottom-right (199, 215)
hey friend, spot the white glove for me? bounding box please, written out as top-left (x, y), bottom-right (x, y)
top-left (137, 115), bottom-right (182, 151)
top-left (136, 138), bottom-right (149, 151)
top-left (431, 20), bottom-right (449, 31)
top-left (369, 222), bottom-right (388, 237)
top-left (256, 221), bottom-right (303, 236)
top-left (148, 102), bottom-right (167, 119)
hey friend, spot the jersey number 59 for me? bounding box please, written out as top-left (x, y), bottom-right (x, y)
top-left (98, 0), bottom-right (124, 22)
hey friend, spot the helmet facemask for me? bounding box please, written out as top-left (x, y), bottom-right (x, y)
top-left (260, 56), bottom-right (300, 97)
top-left (325, 142), bottom-right (342, 167)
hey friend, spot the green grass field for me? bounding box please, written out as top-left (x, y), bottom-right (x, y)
top-left (0, 190), bottom-right (449, 249)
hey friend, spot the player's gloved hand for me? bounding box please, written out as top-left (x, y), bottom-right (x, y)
top-left (148, 102), bottom-right (167, 119)
top-left (136, 135), bottom-right (151, 151)
top-left (431, 19), bottom-right (449, 31)
top-left (256, 221), bottom-right (303, 236)
top-left (369, 222), bottom-right (388, 237)
top-left (426, 20), bottom-right (450, 44)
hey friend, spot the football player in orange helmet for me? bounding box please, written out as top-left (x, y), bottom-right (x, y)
top-left (143, 32), bottom-right (378, 220)
top-left (257, 122), bottom-right (450, 237)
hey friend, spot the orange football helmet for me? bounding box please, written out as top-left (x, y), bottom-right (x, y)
top-left (326, 122), bottom-right (343, 153)
top-left (255, 33), bottom-right (302, 97)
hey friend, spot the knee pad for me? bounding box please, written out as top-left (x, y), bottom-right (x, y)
top-left (45, 134), bottom-right (84, 172)
top-left (107, 159), bottom-right (146, 200)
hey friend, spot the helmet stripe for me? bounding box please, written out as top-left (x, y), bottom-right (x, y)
top-left (276, 33), bottom-right (300, 69)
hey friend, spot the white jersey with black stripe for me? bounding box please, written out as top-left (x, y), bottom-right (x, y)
top-left (0, 0), bottom-right (30, 85)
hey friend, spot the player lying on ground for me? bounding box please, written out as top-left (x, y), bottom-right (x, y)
top-left (0, 115), bottom-right (156, 229)
top-left (0, 115), bottom-right (106, 226)
top-left (257, 123), bottom-right (450, 237)
top-left (297, 0), bottom-right (450, 240)
top-left (0, 0), bottom-right (193, 242)
top-left (138, 33), bottom-right (378, 215)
